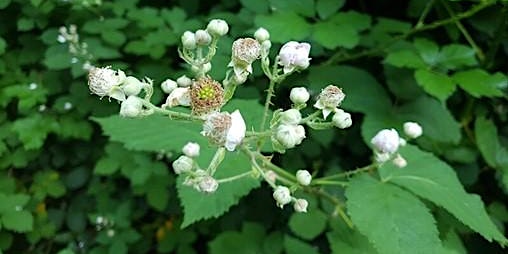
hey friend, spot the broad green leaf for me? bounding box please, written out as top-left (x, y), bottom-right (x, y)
top-left (2, 210), bottom-right (33, 232)
top-left (414, 69), bottom-right (456, 102)
top-left (284, 235), bottom-right (319, 254)
top-left (316, 0), bottom-right (345, 19)
top-left (453, 69), bottom-right (506, 98)
top-left (240, 0), bottom-right (269, 13)
top-left (474, 117), bottom-right (508, 168)
top-left (93, 115), bottom-right (204, 153)
top-left (414, 38), bottom-right (440, 66)
top-left (312, 22), bottom-right (358, 49)
top-left (223, 99), bottom-right (269, 131)
top-left (384, 50), bottom-right (426, 69)
top-left (255, 12), bottom-right (311, 43)
top-left (438, 44), bottom-right (477, 70)
top-left (398, 96), bottom-right (461, 144)
top-left (209, 223), bottom-right (273, 254)
top-left (178, 149), bottom-right (260, 227)
top-left (308, 65), bottom-right (392, 114)
top-left (442, 229), bottom-right (467, 254)
top-left (0, 37), bottom-right (5, 55)
top-left (288, 210), bottom-right (327, 240)
top-left (327, 222), bottom-right (378, 254)
top-left (11, 115), bottom-right (58, 150)
top-left (268, 0), bottom-right (315, 17)
top-left (329, 11), bottom-right (371, 31)
top-left (0, 194), bottom-right (30, 213)
top-left (379, 145), bottom-right (508, 245)
top-left (0, 0), bottom-right (10, 9)
top-left (144, 176), bottom-right (170, 211)
top-left (384, 65), bottom-right (425, 100)
top-left (346, 174), bottom-right (442, 254)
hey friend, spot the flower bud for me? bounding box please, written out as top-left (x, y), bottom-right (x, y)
top-left (374, 152), bottom-right (391, 163)
top-left (88, 66), bottom-right (127, 101)
top-left (176, 75), bottom-right (192, 87)
top-left (161, 79), bottom-right (178, 94)
top-left (254, 27), bottom-right (270, 42)
top-left (392, 154), bottom-right (407, 168)
top-left (265, 170), bottom-right (277, 183)
top-left (289, 87), bottom-right (310, 105)
top-left (296, 170), bottom-right (312, 186)
top-left (273, 186), bottom-right (292, 208)
top-left (181, 31), bottom-right (197, 50)
top-left (403, 122), bottom-right (423, 139)
top-left (195, 29), bottom-right (212, 46)
top-left (172, 155), bottom-right (194, 174)
top-left (399, 138), bottom-right (407, 147)
top-left (275, 124), bottom-right (306, 149)
top-left (371, 129), bottom-right (400, 154)
top-left (203, 62), bottom-right (212, 73)
top-left (198, 176), bottom-right (219, 193)
top-left (332, 109), bottom-right (352, 129)
top-left (162, 87), bottom-right (191, 108)
top-left (182, 142), bottom-right (200, 157)
top-left (122, 76), bottom-right (143, 96)
top-left (293, 199), bottom-right (308, 213)
top-left (280, 109), bottom-right (302, 125)
top-left (119, 96), bottom-right (143, 117)
top-left (206, 19), bottom-right (229, 37)
top-left (278, 41), bottom-right (311, 74)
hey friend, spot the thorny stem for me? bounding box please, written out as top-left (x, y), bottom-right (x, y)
top-left (324, 0), bottom-right (494, 65)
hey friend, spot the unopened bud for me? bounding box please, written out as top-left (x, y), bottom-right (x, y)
top-left (195, 29), bottom-right (212, 46)
top-left (181, 31), bottom-right (197, 50)
top-left (392, 154), bottom-right (407, 168)
top-left (275, 124), bottom-right (306, 149)
top-left (176, 75), bottom-right (192, 87)
top-left (293, 199), bottom-right (308, 213)
top-left (265, 170), bottom-right (277, 183)
top-left (371, 129), bottom-right (400, 154)
top-left (172, 155), bottom-right (194, 174)
top-left (273, 186), bottom-right (292, 208)
top-left (161, 79), bottom-right (178, 94)
top-left (206, 19), bottom-right (229, 37)
top-left (332, 109), bottom-right (352, 129)
top-left (280, 109), bottom-right (302, 125)
top-left (403, 122), bottom-right (423, 139)
top-left (289, 87), bottom-right (310, 105)
top-left (254, 27), bottom-right (270, 42)
top-left (122, 76), bottom-right (143, 96)
top-left (374, 152), bottom-right (391, 163)
top-left (198, 176), bottom-right (219, 193)
top-left (119, 96), bottom-right (143, 117)
top-left (296, 170), bottom-right (312, 186)
top-left (182, 142), bottom-right (200, 157)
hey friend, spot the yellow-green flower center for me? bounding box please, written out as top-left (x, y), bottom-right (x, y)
top-left (197, 85), bottom-right (215, 100)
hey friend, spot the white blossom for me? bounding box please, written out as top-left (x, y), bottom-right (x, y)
top-left (181, 31), bottom-right (197, 50)
top-left (371, 129), bottom-right (400, 154)
top-left (278, 41), bottom-right (311, 74)
top-left (206, 19), bottom-right (229, 37)
top-left (280, 109), bottom-right (302, 125)
top-left (314, 85), bottom-right (345, 119)
top-left (273, 186), bottom-right (292, 208)
top-left (293, 199), bottom-right (308, 213)
top-left (162, 87), bottom-right (191, 108)
top-left (88, 66), bottom-right (126, 101)
top-left (229, 38), bottom-right (261, 80)
top-left (172, 155), bottom-right (194, 174)
top-left (265, 170), bottom-right (277, 183)
top-left (275, 124), bottom-right (306, 149)
top-left (119, 96), bottom-right (143, 117)
top-left (201, 110), bottom-right (246, 151)
top-left (254, 27), bottom-right (270, 42)
top-left (332, 109), bottom-right (352, 129)
top-left (225, 110), bottom-right (246, 151)
top-left (296, 170), bottom-right (312, 186)
top-left (182, 142), bottom-right (200, 158)
top-left (403, 122), bottom-right (423, 139)
top-left (161, 79), bottom-right (178, 94)
top-left (289, 87), bottom-right (310, 105)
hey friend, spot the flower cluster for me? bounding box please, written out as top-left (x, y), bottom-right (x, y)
top-left (371, 122), bottom-right (423, 167)
top-left (58, 25), bottom-right (93, 70)
top-left (271, 169), bottom-right (312, 212)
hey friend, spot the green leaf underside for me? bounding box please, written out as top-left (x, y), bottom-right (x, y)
top-left (379, 145), bottom-right (507, 245)
top-left (346, 174), bottom-right (442, 254)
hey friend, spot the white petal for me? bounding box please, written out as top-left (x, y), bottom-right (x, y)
top-left (225, 110), bottom-right (246, 151)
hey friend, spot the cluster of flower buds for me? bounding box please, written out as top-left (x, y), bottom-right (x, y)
top-left (173, 142), bottom-right (220, 194)
top-left (272, 108), bottom-right (306, 151)
top-left (58, 25), bottom-right (93, 70)
top-left (271, 169), bottom-right (311, 212)
top-left (370, 122), bottom-right (423, 167)
top-left (94, 215), bottom-right (114, 231)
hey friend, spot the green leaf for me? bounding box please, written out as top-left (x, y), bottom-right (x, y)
top-left (0, 37), bottom-right (6, 55)
top-left (384, 50), bottom-right (426, 69)
top-left (474, 117), bottom-right (508, 169)
top-left (178, 150), bottom-right (260, 227)
top-left (209, 223), bottom-right (271, 254)
top-left (346, 174), bottom-right (442, 254)
top-left (240, 0), bottom-right (269, 13)
top-left (288, 210), bottom-right (327, 240)
top-left (284, 235), bottom-right (319, 254)
top-left (414, 69), bottom-right (456, 102)
top-left (11, 115), bottom-right (57, 149)
top-left (223, 99), bottom-right (269, 131)
top-left (0, 0), bottom-right (10, 9)
top-left (144, 176), bottom-right (170, 211)
top-left (379, 145), bottom-right (508, 245)
top-left (453, 69), bottom-right (506, 98)
top-left (2, 210), bottom-right (33, 232)
top-left (255, 12), bottom-right (311, 43)
top-left (268, 0), bottom-right (315, 17)
top-left (327, 221), bottom-right (378, 254)
top-left (414, 38), bottom-right (440, 66)
top-left (312, 22), bottom-right (358, 49)
top-left (438, 44), bottom-right (477, 70)
top-left (316, 0), bottom-right (345, 19)
top-left (94, 157), bottom-right (120, 175)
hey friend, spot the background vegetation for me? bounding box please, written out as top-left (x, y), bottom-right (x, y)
top-left (1, 0), bottom-right (508, 253)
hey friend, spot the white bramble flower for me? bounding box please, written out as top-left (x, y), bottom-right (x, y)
top-left (403, 122), bottom-right (423, 139)
top-left (278, 41), bottom-right (311, 74)
top-left (332, 109), bottom-right (352, 129)
top-left (181, 31), bottom-right (197, 50)
top-left (198, 176), bottom-right (219, 193)
top-left (273, 186), bottom-right (292, 208)
top-left (195, 29), bottom-right (212, 46)
top-left (229, 38), bottom-right (261, 80)
top-left (162, 87), bottom-right (191, 108)
top-left (275, 124), bottom-right (306, 149)
top-left (122, 76), bottom-right (143, 96)
top-left (392, 154), bottom-right (407, 168)
top-left (296, 170), bottom-right (312, 186)
top-left (88, 66), bottom-right (127, 101)
top-left (289, 87), bottom-right (310, 105)
top-left (293, 199), bottom-right (308, 213)
top-left (254, 27), bottom-right (270, 42)
top-left (119, 96), bottom-right (143, 117)
top-left (176, 75), bottom-right (193, 87)
top-left (206, 19), bottom-right (229, 37)
top-left (161, 79), bottom-right (178, 94)
top-left (280, 109), bottom-right (302, 125)
top-left (314, 85), bottom-right (345, 119)
top-left (172, 155), bottom-right (194, 174)
top-left (201, 110), bottom-right (246, 151)
top-left (182, 142), bottom-right (200, 157)
top-left (371, 129), bottom-right (400, 154)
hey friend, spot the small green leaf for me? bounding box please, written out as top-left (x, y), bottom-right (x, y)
top-left (288, 210), bottom-right (327, 240)
top-left (438, 44), bottom-right (477, 70)
top-left (268, 0), bottom-right (315, 17)
top-left (414, 38), bottom-right (440, 66)
top-left (240, 0), bottom-right (269, 13)
top-left (379, 145), bottom-right (508, 245)
top-left (209, 223), bottom-right (269, 254)
top-left (0, 37), bottom-right (6, 55)
top-left (255, 12), bottom-right (311, 43)
top-left (284, 235), bottom-right (319, 254)
top-left (312, 22), bottom-right (358, 49)
top-left (0, 0), bottom-right (10, 9)
top-left (453, 69), bottom-right (506, 98)
top-left (2, 210), bottom-right (33, 232)
top-left (414, 69), bottom-right (456, 102)
top-left (474, 117), bottom-right (508, 169)
top-left (384, 50), bottom-right (426, 69)
top-left (346, 174), bottom-right (443, 254)
top-left (316, 0), bottom-right (345, 19)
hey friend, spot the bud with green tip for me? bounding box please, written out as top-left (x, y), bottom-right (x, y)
top-left (296, 170), bottom-right (312, 186)
top-left (122, 76), bottom-right (143, 96)
top-left (289, 87), bottom-right (310, 105)
top-left (206, 19), bottom-right (229, 37)
top-left (172, 155), bottom-right (194, 174)
top-left (279, 109), bottom-right (302, 125)
top-left (293, 198), bottom-right (308, 213)
top-left (332, 109), bottom-right (352, 129)
top-left (161, 79), bottom-right (178, 94)
top-left (181, 31), bottom-right (197, 50)
top-left (273, 186), bottom-right (292, 208)
top-left (254, 27), bottom-right (270, 42)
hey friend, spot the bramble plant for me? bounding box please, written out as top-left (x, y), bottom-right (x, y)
top-left (2, 0), bottom-right (508, 253)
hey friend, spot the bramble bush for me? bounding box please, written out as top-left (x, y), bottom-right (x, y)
top-left (1, 0), bottom-right (508, 253)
